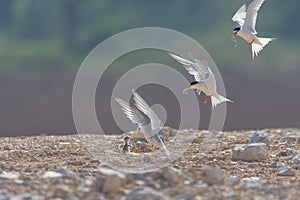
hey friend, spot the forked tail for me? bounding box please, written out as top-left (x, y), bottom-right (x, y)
top-left (252, 37), bottom-right (276, 59)
top-left (211, 94), bottom-right (233, 109)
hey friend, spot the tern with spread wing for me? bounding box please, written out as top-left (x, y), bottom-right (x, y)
top-left (231, 0), bottom-right (276, 59)
top-left (115, 90), bottom-right (170, 157)
top-left (169, 52), bottom-right (232, 108)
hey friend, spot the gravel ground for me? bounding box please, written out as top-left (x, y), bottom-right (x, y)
top-left (0, 128), bottom-right (299, 200)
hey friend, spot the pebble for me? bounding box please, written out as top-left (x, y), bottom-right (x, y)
top-left (232, 143), bottom-right (269, 162)
top-left (249, 132), bottom-right (270, 147)
top-left (10, 194), bottom-right (44, 200)
top-left (40, 171), bottom-right (62, 179)
top-left (200, 167), bottom-right (224, 185)
top-left (97, 167), bottom-right (127, 193)
top-left (174, 193), bottom-right (195, 200)
top-left (126, 187), bottom-right (165, 200)
top-left (0, 172), bottom-right (20, 180)
top-left (269, 161), bottom-right (278, 168)
top-left (241, 177), bottom-right (262, 189)
top-left (281, 136), bottom-right (297, 143)
top-left (55, 167), bottom-right (76, 177)
top-left (226, 176), bottom-right (240, 185)
top-left (162, 167), bottom-right (183, 186)
top-left (277, 166), bottom-right (295, 176)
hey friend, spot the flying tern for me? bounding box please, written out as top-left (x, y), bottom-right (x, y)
top-left (115, 90), bottom-right (170, 157)
top-left (169, 52), bottom-right (232, 108)
top-left (232, 0), bottom-right (276, 59)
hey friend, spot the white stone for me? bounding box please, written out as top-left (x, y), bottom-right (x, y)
top-left (232, 143), bottom-right (269, 162)
top-left (40, 171), bottom-right (62, 179)
top-left (0, 172), bottom-right (20, 180)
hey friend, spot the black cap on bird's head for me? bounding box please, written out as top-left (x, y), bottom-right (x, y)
top-left (190, 81), bottom-right (199, 86)
top-left (124, 136), bottom-right (130, 142)
top-left (233, 27), bottom-right (241, 33)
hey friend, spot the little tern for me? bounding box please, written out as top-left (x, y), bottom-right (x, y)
top-left (114, 90), bottom-right (170, 158)
top-left (169, 52), bottom-right (232, 108)
top-left (231, 0), bottom-right (276, 59)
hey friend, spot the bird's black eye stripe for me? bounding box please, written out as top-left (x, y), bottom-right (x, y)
top-left (234, 27), bottom-right (241, 32)
top-left (190, 81), bottom-right (199, 86)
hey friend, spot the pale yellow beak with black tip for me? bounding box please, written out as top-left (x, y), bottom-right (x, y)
top-left (232, 32), bottom-right (238, 47)
top-left (134, 128), bottom-right (142, 136)
top-left (232, 32), bottom-right (237, 40)
top-left (182, 86), bottom-right (191, 94)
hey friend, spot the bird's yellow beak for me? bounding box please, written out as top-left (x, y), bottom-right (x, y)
top-left (182, 86), bottom-right (191, 94)
top-left (232, 32), bottom-right (238, 47)
top-left (134, 128), bottom-right (141, 136)
top-left (232, 32), bottom-right (237, 40)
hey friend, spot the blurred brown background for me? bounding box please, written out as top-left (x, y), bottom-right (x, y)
top-left (0, 0), bottom-right (299, 136)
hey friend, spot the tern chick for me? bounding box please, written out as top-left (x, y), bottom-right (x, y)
top-left (115, 90), bottom-right (170, 158)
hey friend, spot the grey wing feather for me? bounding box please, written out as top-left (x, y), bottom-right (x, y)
top-left (190, 55), bottom-right (218, 93)
top-left (244, 0), bottom-right (265, 34)
top-left (114, 97), bottom-right (150, 127)
top-left (169, 52), bottom-right (209, 82)
top-left (131, 90), bottom-right (162, 131)
top-left (232, 4), bottom-right (247, 27)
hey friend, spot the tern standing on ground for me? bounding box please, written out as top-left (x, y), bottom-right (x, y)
top-left (232, 0), bottom-right (276, 59)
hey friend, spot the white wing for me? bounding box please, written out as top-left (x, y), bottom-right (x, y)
top-left (169, 52), bottom-right (209, 82)
top-left (192, 59), bottom-right (217, 94)
top-left (131, 90), bottom-right (162, 131)
top-left (232, 4), bottom-right (247, 27)
top-left (114, 97), bottom-right (150, 127)
top-left (244, 0), bottom-right (266, 34)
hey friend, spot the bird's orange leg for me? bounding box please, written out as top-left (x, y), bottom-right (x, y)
top-left (248, 39), bottom-right (255, 50)
top-left (203, 96), bottom-right (211, 104)
top-left (152, 146), bottom-right (157, 152)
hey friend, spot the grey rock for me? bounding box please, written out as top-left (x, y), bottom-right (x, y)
top-left (55, 167), bottom-right (76, 177)
top-left (292, 154), bottom-right (300, 162)
top-left (52, 185), bottom-right (70, 198)
top-left (280, 156), bottom-right (293, 161)
top-left (226, 176), bottom-right (240, 185)
top-left (281, 136), bottom-right (297, 143)
top-left (162, 167), bottom-right (183, 186)
top-left (174, 193), bottom-right (194, 200)
top-left (126, 188), bottom-right (166, 200)
top-left (232, 143), bottom-right (269, 162)
top-left (200, 167), bottom-right (224, 185)
top-left (96, 170), bottom-right (126, 193)
top-left (0, 194), bottom-right (8, 200)
top-left (10, 193), bottom-right (44, 200)
top-left (269, 161), bottom-right (278, 167)
top-left (277, 166), bottom-right (295, 176)
top-left (68, 197), bottom-right (80, 200)
top-left (249, 132), bottom-right (270, 147)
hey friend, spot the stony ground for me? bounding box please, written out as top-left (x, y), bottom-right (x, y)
top-left (0, 128), bottom-right (299, 200)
